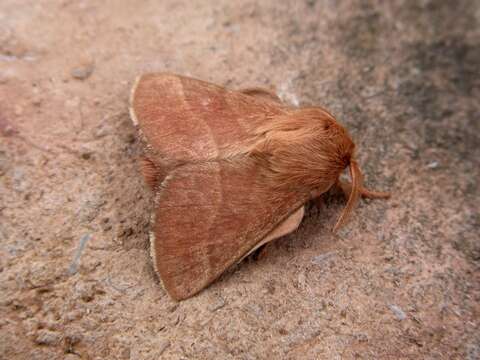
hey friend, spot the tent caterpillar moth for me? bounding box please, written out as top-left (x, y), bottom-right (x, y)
top-left (129, 73), bottom-right (389, 300)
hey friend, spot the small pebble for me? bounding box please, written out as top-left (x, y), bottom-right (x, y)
top-left (71, 63), bottom-right (94, 80)
top-left (208, 296), bottom-right (225, 312)
top-left (312, 251), bottom-right (336, 265)
top-left (81, 152), bottom-right (92, 160)
top-left (35, 329), bottom-right (61, 345)
top-left (389, 304), bottom-right (407, 320)
top-left (426, 161), bottom-right (439, 169)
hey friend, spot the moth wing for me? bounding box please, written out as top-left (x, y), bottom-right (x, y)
top-left (239, 87), bottom-right (283, 104)
top-left (151, 160), bottom-right (307, 300)
top-left (129, 73), bottom-right (286, 166)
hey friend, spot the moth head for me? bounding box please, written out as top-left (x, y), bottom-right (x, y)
top-left (253, 107), bottom-right (364, 231)
top-left (295, 108), bottom-right (365, 232)
top-left (255, 108), bottom-right (352, 181)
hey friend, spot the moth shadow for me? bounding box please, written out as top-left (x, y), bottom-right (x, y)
top-left (245, 188), bottom-right (347, 266)
top-left (107, 113), bottom-right (153, 254)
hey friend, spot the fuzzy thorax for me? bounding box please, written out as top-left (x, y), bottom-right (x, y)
top-left (249, 107), bottom-right (364, 231)
top-left (251, 107), bottom-right (355, 191)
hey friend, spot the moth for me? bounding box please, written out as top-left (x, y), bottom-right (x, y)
top-left (129, 73), bottom-right (389, 300)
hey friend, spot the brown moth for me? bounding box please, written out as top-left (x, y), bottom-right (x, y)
top-left (129, 73), bottom-right (389, 300)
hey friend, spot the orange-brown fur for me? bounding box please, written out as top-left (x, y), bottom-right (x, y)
top-left (249, 108), bottom-right (359, 230)
top-left (130, 72), bottom-right (389, 300)
top-left (218, 106), bottom-right (388, 231)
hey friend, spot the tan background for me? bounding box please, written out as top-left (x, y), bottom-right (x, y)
top-left (1, 1), bottom-right (479, 359)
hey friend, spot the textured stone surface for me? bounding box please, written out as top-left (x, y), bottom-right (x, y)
top-left (0, 1), bottom-right (479, 359)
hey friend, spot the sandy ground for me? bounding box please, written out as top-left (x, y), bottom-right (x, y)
top-left (1, 1), bottom-right (479, 359)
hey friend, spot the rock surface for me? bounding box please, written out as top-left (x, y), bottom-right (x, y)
top-left (0, 1), bottom-right (479, 359)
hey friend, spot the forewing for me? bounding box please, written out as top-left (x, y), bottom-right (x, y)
top-left (151, 160), bottom-right (308, 300)
top-left (130, 73), bottom-right (286, 166)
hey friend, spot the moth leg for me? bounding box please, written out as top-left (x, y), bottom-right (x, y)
top-left (336, 179), bottom-right (390, 199)
top-left (140, 156), bottom-right (163, 190)
top-left (239, 87), bottom-right (282, 104)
